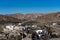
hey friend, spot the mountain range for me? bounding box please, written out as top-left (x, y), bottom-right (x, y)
top-left (0, 12), bottom-right (60, 24)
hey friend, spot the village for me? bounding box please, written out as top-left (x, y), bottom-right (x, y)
top-left (0, 21), bottom-right (49, 40)
top-left (0, 20), bottom-right (60, 40)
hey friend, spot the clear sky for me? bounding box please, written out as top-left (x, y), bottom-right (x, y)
top-left (0, 0), bottom-right (60, 14)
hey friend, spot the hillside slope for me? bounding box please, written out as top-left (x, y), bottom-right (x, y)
top-left (0, 15), bottom-right (21, 23)
top-left (10, 13), bottom-right (42, 20)
top-left (36, 12), bottom-right (60, 23)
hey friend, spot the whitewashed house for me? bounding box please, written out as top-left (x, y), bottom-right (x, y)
top-left (35, 29), bottom-right (46, 37)
top-left (32, 25), bottom-right (37, 28)
top-left (3, 25), bottom-right (15, 33)
top-left (52, 22), bottom-right (57, 26)
top-left (5, 25), bottom-right (15, 30)
top-left (14, 26), bottom-right (25, 31)
top-left (14, 26), bottom-right (20, 30)
top-left (3, 24), bottom-right (26, 34)
top-left (18, 23), bottom-right (22, 25)
top-left (19, 26), bottom-right (26, 30)
top-left (35, 30), bottom-right (43, 37)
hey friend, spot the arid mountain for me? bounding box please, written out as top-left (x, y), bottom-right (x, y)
top-left (9, 13), bottom-right (60, 24)
top-left (10, 13), bottom-right (42, 20)
top-left (36, 12), bottom-right (60, 23)
top-left (10, 14), bottom-right (24, 20)
top-left (4, 12), bottom-right (60, 24)
top-left (0, 15), bottom-right (21, 23)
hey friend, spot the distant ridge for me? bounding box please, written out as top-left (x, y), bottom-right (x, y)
top-left (0, 12), bottom-right (60, 24)
top-left (0, 15), bottom-right (21, 23)
top-left (10, 13), bottom-right (42, 20)
top-left (36, 12), bottom-right (60, 23)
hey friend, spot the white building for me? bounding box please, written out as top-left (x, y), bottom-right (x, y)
top-left (35, 30), bottom-right (43, 37)
top-left (52, 23), bottom-right (57, 26)
top-left (5, 25), bottom-right (15, 30)
top-left (18, 23), bottom-right (22, 25)
top-left (32, 25), bottom-right (37, 28)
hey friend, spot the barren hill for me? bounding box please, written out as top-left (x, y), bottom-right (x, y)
top-left (9, 13), bottom-right (60, 24)
top-left (0, 15), bottom-right (21, 23)
top-left (36, 12), bottom-right (60, 23)
top-left (10, 13), bottom-right (42, 20)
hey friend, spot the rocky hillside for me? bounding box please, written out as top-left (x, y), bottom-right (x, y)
top-left (4, 12), bottom-right (60, 35)
top-left (0, 15), bottom-right (21, 23)
top-left (9, 13), bottom-right (60, 24)
top-left (10, 13), bottom-right (42, 20)
top-left (36, 12), bottom-right (60, 23)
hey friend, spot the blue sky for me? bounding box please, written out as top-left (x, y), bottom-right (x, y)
top-left (0, 0), bottom-right (60, 14)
